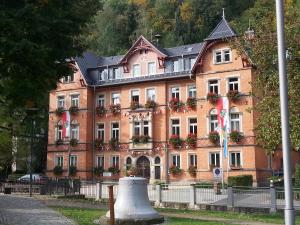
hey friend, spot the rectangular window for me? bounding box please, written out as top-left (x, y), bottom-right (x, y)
top-left (230, 113), bottom-right (240, 131)
top-left (210, 152), bottom-right (220, 167)
top-left (113, 68), bottom-right (121, 79)
top-left (173, 60), bottom-right (179, 72)
top-left (57, 96), bottom-right (65, 108)
top-left (215, 51), bottom-right (222, 63)
top-left (171, 86), bottom-right (180, 99)
top-left (188, 84), bottom-right (196, 98)
top-left (189, 154), bottom-right (197, 167)
top-left (210, 114), bottom-right (218, 132)
top-left (71, 125), bottom-right (79, 140)
top-left (112, 93), bottom-right (120, 105)
top-left (131, 90), bottom-right (139, 103)
top-left (190, 58), bottom-right (196, 68)
top-left (111, 122), bottom-right (119, 140)
top-left (214, 49), bottom-right (231, 64)
top-left (133, 121), bottom-right (141, 136)
top-left (63, 74), bottom-right (74, 83)
top-left (56, 156), bottom-right (63, 167)
top-left (224, 49), bottom-right (231, 62)
top-left (208, 80), bottom-right (219, 94)
top-left (230, 152), bottom-right (241, 167)
top-left (112, 156), bottom-right (120, 169)
top-left (70, 155), bottom-right (77, 167)
top-left (184, 58), bottom-right (191, 71)
top-left (97, 156), bottom-right (104, 168)
top-left (228, 77), bottom-right (239, 91)
top-left (148, 62), bottom-right (156, 75)
top-left (172, 155), bottom-right (181, 167)
top-left (57, 125), bottom-right (63, 140)
top-left (188, 118), bottom-right (197, 134)
top-left (97, 94), bottom-right (105, 107)
top-left (71, 94), bottom-right (79, 107)
top-left (171, 119), bottom-right (180, 136)
top-left (146, 88), bottom-right (156, 101)
top-left (143, 121), bottom-right (149, 136)
top-left (97, 123), bottom-right (105, 140)
top-left (132, 64), bottom-right (140, 77)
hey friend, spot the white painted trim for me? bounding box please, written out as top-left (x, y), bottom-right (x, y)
top-left (110, 121), bottom-right (120, 141)
top-left (186, 83), bottom-right (197, 99)
top-left (213, 48), bottom-right (232, 65)
top-left (145, 87), bottom-right (156, 102)
top-left (226, 76), bottom-right (241, 92)
top-left (129, 88), bottom-right (141, 102)
top-left (147, 61), bottom-right (156, 75)
top-left (169, 85), bottom-right (181, 100)
top-left (208, 150), bottom-right (221, 169)
top-left (169, 117), bottom-right (181, 137)
top-left (95, 154), bottom-right (105, 168)
top-left (169, 153), bottom-right (182, 168)
top-left (186, 116), bottom-right (197, 136)
top-left (206, 78), bottom-right (221, 95)
top-left (228, 149), bottom-right (243, 167)
top-left (111, 91), bottom-right (120, 105)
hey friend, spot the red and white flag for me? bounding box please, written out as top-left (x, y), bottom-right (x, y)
top-left (62, 111), bottom-right (70, 138)
top-left (217, 97), bottom-right (230, 157)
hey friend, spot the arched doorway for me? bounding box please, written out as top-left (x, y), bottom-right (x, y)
top-left (136, 156), bottom-right (150, 179)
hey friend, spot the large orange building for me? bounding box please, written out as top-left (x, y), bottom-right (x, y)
top-left (46, 17), bottom-right (299, 185)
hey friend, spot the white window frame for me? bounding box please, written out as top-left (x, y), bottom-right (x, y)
top-left (145, 88), bottom-right (156, 101)
top-left (227, 77), bottom-right (240, 91)
top-left (148, 62), bottom-right (156, 75)
top-left (69, 155), bottom-right (77, 167)
top-left (55, 156), bottom-right (64, 167)
top-left (70, 94), bottom-right (79, 107)
top-left (56, 123), bottom-right (63, 140)
top-left (96, 123), bottom-right (105, 140)
top-left (131, 89), bottom-right (140, 103)
top-left (71, 124), bottom-right (79, 140)
top-left (96, 155), bottom-right (105, 168)
top-left (209, 152), bottom-right (220, 167)
top-left (170, 118), bottom-right (180, 136)
top-left (57, 96), bottom-right (65, 108)
top-left (111, 155), bottom-right (120, 169)
top-left (97, 94), bottom-right (105, 107)
top-left (111, 92), bottom-right (120, 105)
top-left (208, 79), bottom-right (220, 94)
top-left (230, 151), bottom-right (242, 167)
top-left (171, 154), bottom-right (181, 168)
top-left (187, 84), bottom-right (196, 98)
top-left (188, 154), bottom-right (198, 167)
top-left (188, 117), bottom-right (197, 135)
top-left (173, 60), bottom-right (179, 72)
top-left (213, 48), bottom-right (232, 64)
top-left (170, 86), bottom-right (180, 99)
top-left (209, 109), bottom-right (218, 132)
top-left (132, 64), bottom-right (141, 77)
top-left (111, 122), bottom-right (120, 140)
top-left (230, 107), bottom-right (243, 132)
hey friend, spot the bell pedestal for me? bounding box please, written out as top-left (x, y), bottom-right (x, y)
top-left (104, 177), bottom-right (164, 225)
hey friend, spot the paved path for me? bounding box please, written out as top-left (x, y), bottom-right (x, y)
top-left (0, 194), bottom-right (76, 225)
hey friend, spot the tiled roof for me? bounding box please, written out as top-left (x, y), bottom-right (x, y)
top-left (164, 42), bottom-right (204, 57)
top-left (204, 18), bottom-right (236, 41)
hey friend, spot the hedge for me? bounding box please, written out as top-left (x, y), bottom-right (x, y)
top-left (228, 175), bottom-right (253, 187)
top-left (295, 164), bottom-right (300, 187)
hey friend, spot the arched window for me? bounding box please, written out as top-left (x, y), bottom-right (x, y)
top-left (154, 157), bottom-right (160, 164)
top-left (209, 109), bottom-right (218, 132)
top-left (230, 107), bottom-right (241, 132)
top-left (126, 157), bottom-right (132, 170)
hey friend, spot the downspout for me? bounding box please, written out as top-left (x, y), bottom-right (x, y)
top-left (92, 85), bottom-right (96, 182)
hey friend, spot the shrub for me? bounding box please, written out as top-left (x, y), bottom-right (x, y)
top-left (295, 164), bottom-right (300, 187)
top-left (109, 138), bottom-right (119, 150)
top-left (169, 134), bottom-right (183, 148)
top-left (69, 106), bottom-right (79, 115)
top-left (227, 90), bottom-right (240, 102)
top-left (228, 175), bottom-right (253, 187)
top-left (109, 104), bottom-right (121, 115)
top-left (186, 133), bottom-right (197, 148)
top-left (94, 167), bottom-right (104, 176)
top-left (108, 167), bottom-right (120, 174)
top-left (69, 138), bottom-right (78, 147)
top-left (188, 166), bottom-right (197, 177)
top-left (229, 131), bottom-right (244, 143)
top-left (169, 98), bottom-right (184, 112)
top-left (208, 131), bottom-right (220, 145)
top-left (144, 99), bottom-right (157, 109)
top-left (55, 139), bottom-right (63, 146)
top-left (69, 165), bottom-right (77, 176)
top-left (53, 166), bottom-right (63, 175)
top-left (94, 138), bottom-right (104, 148)
top-left (96, 106), bottom-right (106, 117)
top-left (206, 92), bottom-right (219, 104)
top-left (169, 165), bottom-right (182, 176)
top-left (55, 107), bottom-right (65, 116)
top-left (186, 97), bottom-right (197, 110)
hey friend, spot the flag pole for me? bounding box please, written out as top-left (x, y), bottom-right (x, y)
top-left (220, 139), bottom-right (224, 190)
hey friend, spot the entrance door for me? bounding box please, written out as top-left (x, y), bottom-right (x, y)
top-left (136, 156), bottom-right (150, 179)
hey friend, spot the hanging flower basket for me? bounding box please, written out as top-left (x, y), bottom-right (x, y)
top-left (109, 104), bottom-right (121, 115)
top-left (94, 167), bottom-right (104, 176)
top-left (186, 97), bottom-right (197, 110)
top-left (208, 131), bottom-right (220, 145)
top-left (96, 106), bottom-right (106, 117)
top-left (206, 92), bottom-right (219, 104)
top-left (186, 133), bottom-right (197, 148)
top-left (169, 165), bottom-right (182, 176)
top-left (94, 138), bottom-right (104, 148)
top-left (229, 130), bottom-right (244, 143)
top-left (188, 165), bottom-right (197, 177)
top-left (227, 90), bottom-right (240, 102)
top-left (169, 98), bottom-right (184, 112)
top-left (70, 138), bottom-right (78, 147)
top-left (145, 100), bottom-right (157, 109)
top-left (53, 166), bottom-right (63, 175)
top-left (69, 106), bottom-right (79, 115)
top-left (169, 134), bottom-right (183, 149)
top-left (55, 107), bottom-right (65, 116)
top-left (109, 138), bottom-right (119, 150)
top-left (69, 165), bottom-right (77, 176)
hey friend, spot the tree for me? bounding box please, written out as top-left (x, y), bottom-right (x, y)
top-left (233, 0), bottom-right (300, 154)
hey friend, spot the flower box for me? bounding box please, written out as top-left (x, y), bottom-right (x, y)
top-left (69, 138), bottom-right (78, 147)
top-left (96, 106), bottom-right (106, 117)
top-left (108, 167), bottom-right (120, 174)
top-left (206, 92), bottom-right (219, 104)
top-left (169, 134), bottom-right (183, 149)
top-left (109, 104), bottom-right (121, 115)
top-left (188, 165), bottom-right (197, 177)
top-left (94, 167), bottom-right (104, 176)
top-left (109, 138), bottom-right (119, 150)
top-left (169, 165), bottom-right (182, 176)
top-left (208, 131), bottom-right (220, 145)
top-left (186, 133), bottom-right (197, 148)
top-left (55, 139), bottom-right (64, 146)
top-left (53, 166), bottom-right (63, 175)
top-left (55, 107), bottom-right (65, 116)
top-left (229, 130), bottom-right (244, 143)
top-left (94, 138), bottom-right (104, 148)
top-left (69, 106), bottom-right (79, 115)
top-left (227, 90), bottom-right (240, 102)
top-left (186, 97), bottom-right (197, 110)
top-left (144, 99), bottom-right (157, 109)
top-left (169, 98), bottom-right (184, 112)
top-left (130, 101), bottom-right (141, 110)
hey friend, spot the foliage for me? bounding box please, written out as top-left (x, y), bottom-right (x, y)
top-left (188, 165), bottom-right (197, 177)
top-left (140, 135), bottom-right (150, 143)
top-left (169, 134), bottom-right (183, 148)
top-left (0, 130), bottom-right (13, 178)
top-left (186, 97), bottom-right (197, 110)
top-left (94, 138), bottom-right (104, 148)
top-left (229, 131), bottom-right (244, 143)
top-left (228, 175), bottom-right (253, 187)
top-left (186, 133), bottom-right (197, 148)
top-left (53, 166), bottom-right (63, 175)
top-left (55, 107), bottom-right (65, 116)
top-left (127, 166), bottom-right (139, 176)
top-left (295, 164), bottom-right (300, 187)
top-left (208, 131), bottom-right (220, 145)
top-left (109, 104), bottom-right (121, 115)
top-left (169, 98), bottom-right (184, 112)
top-left (131, 135), bottom-right (140, 144)
top-left (232, 0), bottom-right (300, 154)
top-left (56, 139), bottom-right (64, 146)
top-left (131, 135), bottom-right (150, 144)
top-left (206, 92), bottom-right (219, 104)
top-left (130, 101), bottom-right (141, 110)
top-left (108, 166), bottom-right (120, 174)
top-left (69, 165), bottom-right (77, 176)
top-left (69, 106), bottom-right (79, 115)
top-left (144, 99), bottom-right (157, 109)
top-left (109, 138), bottom-right (119, 150)
top-left (70, 138), bottom-right (78, 147)
top-left (169, 165), bottom-right (182, 176)
top-left (94, 166), bottom-right (104, 176)
top-left (96, 106), bottom-right (106, 117)
top-left (226, 90), bottom-right (240, 102)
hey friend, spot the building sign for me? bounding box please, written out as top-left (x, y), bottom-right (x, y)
top-left (213, 167), bottom-right (222, 180)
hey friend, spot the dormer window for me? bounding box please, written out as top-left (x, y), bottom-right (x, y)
top-left (173, 60), bottom-right (179, 72)
top-left (214, 49), bottom-right (231, 64)
top-left (132, 64), bottom-right (140, 77)
top-left (148, 62), bottom-right (156, 75)
top-left (63, 74), bottom-right (74, 83)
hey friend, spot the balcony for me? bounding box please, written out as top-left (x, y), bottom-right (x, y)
top-left (129, 135), bottom-right (153, 150)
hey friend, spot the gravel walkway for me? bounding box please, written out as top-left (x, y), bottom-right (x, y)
top-left (0, 194), bottom-right (76, 225)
